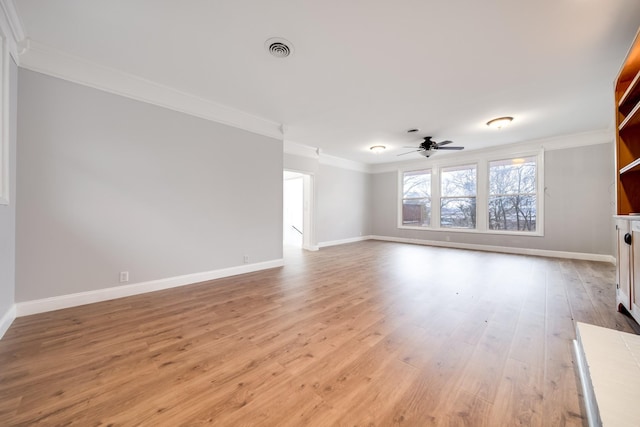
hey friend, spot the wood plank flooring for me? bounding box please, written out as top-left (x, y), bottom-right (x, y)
top-left (0, 241), bottom-right (636, 426)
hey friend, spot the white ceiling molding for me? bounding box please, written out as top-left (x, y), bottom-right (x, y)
top-left (538, 128), bottom-right (613, 152)
top-left (319, 152), bottom-right (371, 174)
top-left (0, 0), bottom-right (24, 62)
top-left (19, 39), bottom-right (282, 140)
top-left (369, 129), bottom-right (613, 174)
top-left (283, 140), bottom-right (319, 159)
top-left (284, 140), bottom-right (371, 173)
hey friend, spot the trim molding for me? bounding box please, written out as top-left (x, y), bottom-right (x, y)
top-left (0, 303), bottom-right (15, 339)
top-left (284, 140), bottom-right (319, 159)
top-left (316, 235), bottom-right (615, 263)
top-left (15, 259), bottom-right (284, 317)
top-left (540, 129), bottom-right (612, 152)
top-left (0, 0), bottom-right (24, 61)
top-left (319, 153), bottom-right (370, 173)
top-left (318, 235), bottom-right (371, 248)
top-left (19, 40), bottom-right (282, 141)
top-left (369, 235), bottom-right (616, 263)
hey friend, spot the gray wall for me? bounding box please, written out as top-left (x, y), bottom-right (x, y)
top-left (16, 70), bottom-right (283, 302)
top-left (371, 143), bottom-right (615, 255)
top-left (283, 153), bottom-right (372, 246)
top-left (8, 67), bottom-right (616, 308)
top-left (317, 164), bottom-right (371, 244)
top-left (0, 59), bottom-right (17, 318)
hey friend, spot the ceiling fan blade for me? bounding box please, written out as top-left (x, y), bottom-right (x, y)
top-left (437, 146), bottom-right (464, 150)
top-left (403, 146), bottom-right (420, 149)
top-left (436, 140), bottom-right (453, 146)
top-left (397, 150), bottom-right (421, 156)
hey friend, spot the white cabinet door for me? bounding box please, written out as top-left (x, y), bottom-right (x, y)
top-left (631, 221), bottom-right (640, 320)
top-left (617, 219), bottom-right (632, 312)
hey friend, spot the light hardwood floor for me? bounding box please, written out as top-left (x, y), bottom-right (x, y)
top-left (0, 241), bottom-right (636, 426)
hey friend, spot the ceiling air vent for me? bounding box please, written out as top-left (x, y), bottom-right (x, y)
top-left (265, 37), bottom-right (294, 58)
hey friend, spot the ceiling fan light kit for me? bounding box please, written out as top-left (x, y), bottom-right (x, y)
top-left (398, 136), bottom-right (464, 158)
top-left (486, 116), bottom-right (513, 129)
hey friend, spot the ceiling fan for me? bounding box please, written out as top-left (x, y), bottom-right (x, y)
top-left (398, 136), bottom-right (464, 158)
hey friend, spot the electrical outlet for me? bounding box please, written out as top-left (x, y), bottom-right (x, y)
top-left (119, 271), bottom-right (129, 283)
top-left (243, 255), bottom-right (249, 264)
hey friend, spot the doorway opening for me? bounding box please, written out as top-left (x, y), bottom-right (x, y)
top-left (283, 170), bottom-right (315, 251)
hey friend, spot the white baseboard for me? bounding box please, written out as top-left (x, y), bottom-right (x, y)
top-left (15, 259), bottom-right (284, 317)
top-left (368, 235), bottom-right (616, 263)
top-left (0, 304), bottom-right (16, 339)
top-left (9, 235), bottom-right (614, 319)
top-left (318, 235), bottom-right (372, 248)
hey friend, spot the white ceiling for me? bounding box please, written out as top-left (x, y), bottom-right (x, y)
top-left (12, 0), bottom-right (640, 164)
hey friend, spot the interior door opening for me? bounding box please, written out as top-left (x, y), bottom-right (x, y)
top-left (283, 170), bottom-right (315, 251)
top-left (283, 171), bottom-right (303, 248)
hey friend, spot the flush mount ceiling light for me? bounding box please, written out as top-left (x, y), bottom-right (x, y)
top-left (370, 145), bottom-right (386, 154)
top-left (265, 37), bottom-right (294, 58)
top-left (486, 116), bottom-right (513, 129)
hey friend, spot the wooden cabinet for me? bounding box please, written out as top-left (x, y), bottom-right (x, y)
top-left (616, 29), bottom-right (640, 215)
top-left (614, 29), bottom-right (640, 323)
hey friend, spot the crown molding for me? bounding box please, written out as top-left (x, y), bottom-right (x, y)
top-left (538, 128), bottom-right (613, 151)
top-left (19, 39), bottom-right (282, 140)
top-left (0, 0), bottom-right (24, 61)
top-left (319, 152), bottom-right (371, 173)
top-left (283, 140), bottom-right (373, 173)
top-left (283, 140), bottom-right (319, 159)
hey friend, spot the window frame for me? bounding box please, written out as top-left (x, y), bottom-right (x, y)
top-left (487, 154), bottom-right (539, 234)
top-left (400, 168), bottom-right (433, 227)
top-left (397, 148), bottom-right (544, 236)
top-left (439, 163), bottom-right (477, 230)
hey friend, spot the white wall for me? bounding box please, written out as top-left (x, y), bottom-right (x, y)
top-left (316, 164), bottom-right (371, 244)
top-left (371, 142), bottom-right (615, 256)
top-left (16, 69), bottom-right (283, 302)
top-left (0, 58), bottom-right (17, 333)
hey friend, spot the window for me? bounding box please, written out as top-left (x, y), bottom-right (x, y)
top-left (488, 156), bottom-right (537, 232)
top-left (440, 164), bottom-right (477, 229)
top-left (397, 149), bottom-right (543, 235)
top-left (402, 169), bottom-right (431, 226)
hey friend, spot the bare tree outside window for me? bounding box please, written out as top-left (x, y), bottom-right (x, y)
top-left (488, 157), bottom-right (536, 231)
top-left (441, 165), bottom-right (476, 229)
top-left (402, 170), bottom-right (431, 226)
